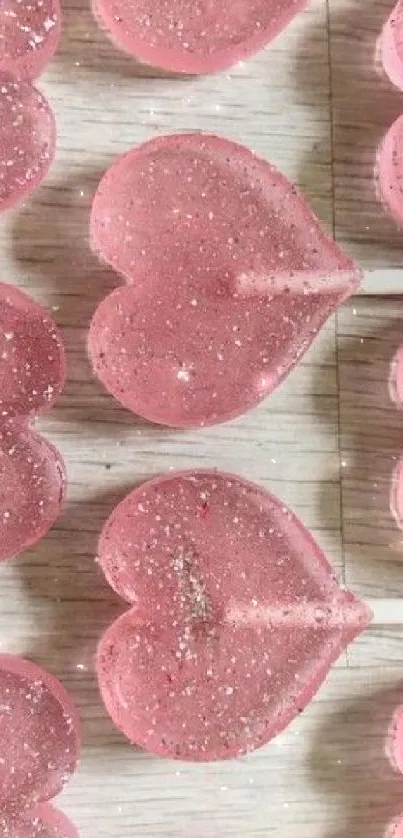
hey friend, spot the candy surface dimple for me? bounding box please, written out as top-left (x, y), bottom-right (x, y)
top-left (93, 0), bottom-right (309, 74)
top-left (97, 470), bottom-right (371, 761)
top-left (0, 0), bottom-right (60, 79)
top-left (0, 655), bottom-right (80, 820)
top-left (0, 283), bottom-right (65, 561)
top-left (378, 0), bottom-right (403, 91)
top-left (0, 79), bottom-right (56, 213)
top-left (90, 133), bottom-right (362, 428)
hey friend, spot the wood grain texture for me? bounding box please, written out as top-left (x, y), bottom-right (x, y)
top-left (1, 0), bottom-right (403, 835)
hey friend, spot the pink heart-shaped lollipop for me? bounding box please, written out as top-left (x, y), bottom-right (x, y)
top-left (0, 78), bottom-right (56, 213)
top-left (0, 282), bottom-right (66, 561)
top-left (93, 0), bottom-right (309, 74)
top-left (97, 470), bottom-right (371, 761)
top-left (89, 133), bottom-right (362, 428)
top-left (0, 655), bottom-right (80, 835)
top-left (0, 0), bottom-right (60, 80)
top-left (378, 0), bottom-right (403, 92)
top-left (376, 116), bottom-right (403, 228)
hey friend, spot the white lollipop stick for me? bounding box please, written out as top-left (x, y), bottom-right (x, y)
top-left (360, 269), bottom-right (403, 295)
top-left (366, 598), bottom-right (403, 624)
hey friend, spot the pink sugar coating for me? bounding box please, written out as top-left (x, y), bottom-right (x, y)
top-left (7, 804), bottom-right (78, 838)
top-left (90, 132), bottom-right (362, 429)
top-left (0, 283), bottom-right (66, 561)
top-left (379, 1), bottom-right (403, 91)
top-left (97, 470), bottom-right (371, 761)
top-left (377, 116), bottom-right (403, 228)
top-left (8, 805), bottom-right (79, 838)
top-left (93, 0), bottom-right (309, 74)
top-left (0, 423), bottom-right (65, 561)
top-left (0, 77), bottom-right (55, 213)
top-left (0, 283), bottom-right (65, 418)
top-left (0, 655), bottom-right (80, 822)
top-left (0, 0), bottom-right (60, 80)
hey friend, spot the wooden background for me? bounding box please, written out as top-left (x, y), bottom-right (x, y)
top-left (2, 0), bottom-right (403, 836)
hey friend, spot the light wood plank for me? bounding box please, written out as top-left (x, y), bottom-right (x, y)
top-left (349, 625), bottom-right (403, 665)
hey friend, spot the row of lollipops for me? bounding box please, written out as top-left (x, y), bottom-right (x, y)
top-left (0, 12), bottom-right (68, 836)
top-left (5, 2), bottom-right (403, 837)
top-left (1, 168), bottom-right (402, 830)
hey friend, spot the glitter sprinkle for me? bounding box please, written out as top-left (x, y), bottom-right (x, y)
top-left (0, 79), bottom-right (55, 212)
top-left (93, 0), bottom-right (311, 74)
top-left (0, 0), bottom-right (60, 79)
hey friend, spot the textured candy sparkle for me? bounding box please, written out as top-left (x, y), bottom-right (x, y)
top-left (0, 283), bottom-right (65, 561)
top-left (90, 133), bottom-right (362, 428)
top-left (92, 0), bottom-right (309, 74)
top-left (0, 0), bottom-right (60, 212)
top-left (0, 655), bottom-right (80, 837)
top-left (97, 470), bottom-right (371, 761)
top-left (0, 0), bottom-right (60, 80)
top-left (5, 806), bottom-right (79, 838)
top-left (0, 78), bottom-right (55, 212)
